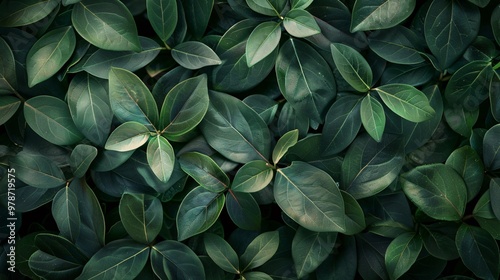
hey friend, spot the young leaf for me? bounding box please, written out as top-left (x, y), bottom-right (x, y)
top-left (445, 146), bottom-right (484, 202)
top-left (272, 129), bottom-right (299, 165)
top-left (146, 135), bottom-right (175, 183)
top-left (246, 21), bottom-right (281, 67)
top-left (104, 121), bottom-right (151, 152)
top-left (351, 0), bottom-right (416, 32)
top-left (72, 0), bottom-right (141, 51)
top-left (176, 186), bottom-right (225, 241)
top-left (0, 96), bottom-right (21, 126)
top-left (204, 233), bottom-right (240, 274)
top-left (52, 187), bottom-right (81, 243)
top-left (483, 124), bottom-right (500, 171)
top-left (70, 144), bottom-right (98, 178)
top-left (290, 0), bottom-right (313, 9)
top-left (146, 0), bottom-right (177, 43)
top-left (231, 160), bottom-right (274, 193)
top-left (150, 240), bottom-right (205, 279)
top-left (76, 239), bottom-right (149, 280)
top-left (360, 94), bottom-right (385, 142)
top-left (0, 37), bottom-right (17, 94)
top-left (119, 193), bottom-right (163, 244)
top-left (171, 41), bottom-right (222, 70)
top-left (24, 95), bottom-right (84, 146)
top-left (240, 231), bottom-right (280, 271)
top-left (374, 84), bottom-right (435, 122)
top-left (226, 191), bottom-right (261, 230)
top-left (0, 0), bottom-right (59, 27)
top-left (179, 152), bottom-right (229, 193)
top-left (330, 43), bottom-right (372, 92)
top-left (283, 9), bottom-right (321, 38)
top-left (401, 163), bottom-right (467, 221)
top-left (275, 161), bottom-right (346, 232)
top-left (385, 232), bottom-right (423, 280)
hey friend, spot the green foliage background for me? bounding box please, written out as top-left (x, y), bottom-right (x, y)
top-left (0, 0), bottom-right (500, 279)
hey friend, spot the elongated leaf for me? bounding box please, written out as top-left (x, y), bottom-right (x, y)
top-left (330, 43), bottom-right (372, 92)
top-left (246, 0), bottom-right (285, 16)
top-left (200, 90), bottom-right (271, 163)
top-left (273, 129), bottom-right (299, 165)
top-left (231, 160), bottom-right (274, 193)
top-left (424, 0), bottom-right (480, 69)
top-left (172, 41), bottom-right (221, 70)
top-left (0, 0), bottom-right (59, 27)
top-left (368, 26), bottom-right (425, 65)
top-left (204, 233), bottom-right (240, 274)
top-left (240, 231), bottom-right (280, 271)
top-left (176, 186), bottom-right (225, 240)
top-left (277, 101), bottom-right (309, 138)
top-left (119, 192), bottom-right (163, 244)
top-left (374, 84), bottom-right (435, 122)
top-left (146, 135), bottom-right (175, 183)
top-left (385, 232), bottom-right (423, 280)
top-left (150, 240), bottom-right (205, 279)
top-left (246, 21), bottom-right (281, 67)
top-left (483, 124), bottom-right (500, 171)
top-left (179, 152), bottom-right (229, 192)
top-left (70, 144), bottom-right (98, 178)
top-left (72, 0), bottom-right (141, 51)
top-left (34, 233), bottom-right (88, 265)
top-left (292, 227), bottom-right (337, 279)
top-left (183, 0), bottom-right (213, 39)
top-left (275, 161), bottom-right (346, 232)
top-left (76, 239), bottom-right (149, 280)
top-left (105, 121), bottom-right (151, 152)
top-left (351, 0), bottom-right (416, 32)
top-left (0, 96), bottom-right (21, 126)
top-left (0, 37), bottom-right (17, 94)
top-left (226, 191), bottom-right (261, 230)
top-left (52, 187), bottom-right (80, 242)
top-left (290, 0), bottom-right (313, 9)
top-left (146, 0), bottom-right (177, 43)
top-left (360, 94), bottom-right (385, 142)
top-left (24, 95), bottom-right (84, 146)
top-left (159, 74), bottom-right (209, 138)
top-left (341, 191), bottom-right (366, 235)
top-left (283, 9), bottom-right (321, 38)
top-left (493, 5), bottom-right (500, 46)
top-left (445, 146), bottom-right (484, 201)
top-left (456, 224), bottom-right (499, 280)
top-left (242, 271), bottom-right (273, 280)
top-left (109, 67), bottom-right (158, 130)
top-left (491, 72), bottom-right (500, 122)
top-left (419, 223), bottom-right (459, 260)
top-left (29, 250), bottom-right (83, 279)
top-left (401, 163), bottom-right (467, 221)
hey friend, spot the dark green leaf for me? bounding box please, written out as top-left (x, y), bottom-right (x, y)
top-left (490, 72), bottom-right (500, 122)
top-left (401, 163), bottom-right (467, 221)
top-left (0, 0), bottom-right (59, 27)
top-left (385, 232), bottom-right (422, 280)
top-left (419, 223), bottom-right (459, 260)
top-left (226, 191), bottom-right (261, 230)
top-left (483, 124), bottom-right (500, 170)
top-left (246, 0), bottom-right (286, 16)
top-left (290, 0), bottom-right (313, 10)
top-left (283, 9), bottom-right (321, 38)
top-left (275, 161), bottom-right (346, 232)
top-left (242, 271), bottom-right (273, 280)
top-left (24, 95), bottom-right (84, 146)
top-left (292, 227), bottom-right (337, 278)
top-left (92, 149), bottom-right (134, 172)
top-left (445, 146), bottom-right (484, 201)
top-left (381, 63), bottom-right (435, 86)
top-left (70, 144), bottom-right (98, 178)
top-left (243, 94), bottom-right (279, 125)
top-left (204, 232), bottom-right (240, 274)
top-left (150, 240), bottom-right (205, 279)
top-left (183, 0), bottom-right (213, 39)
top-left (330, 43), bottom-right (372, 92)
top-left (246, 21), bottom-right (281, 67)
top-left (104, 121), bottom-right (151, 152)
top-left (119, 192), bottom-right (163, 244)
top-left (444, 103), bottom-right (478, 138)
top-left (172, 41), bottom-right (221, 70)
top-left (146, 135), bottom-right (175, 183)
top-left (490, 178), bottom-right (500, 221)
top-left (10, 151), bottom-right (65, 188)
top-left (0, 96), bottom-right (21, 126)
top-left (52, 186), bottom-right (80, 242)
top-left (351, 0), bottom-right (416, 32)
top-left (146, 0), bottom-right (177, 43)
top-left (72, 0), bottom-right (141, 51)
top-left (179, 152), bottom-right (229, 192)
top-left (341, 190), bottom-right (366, 235)
top-left (273, 129), bottom-right (299, 165)
top-left (368, 26), bottom-right (425, 65)
top-left (492, 5), bottom-right (500, 46)
top-left (34, 233), bottom-right (88, 265)
top-left (240, 231), bottom-right (280, 271)
top-left (29, 250), bottom-right (83, 279)
top-left (0, 36), bottom-right (17, 94)
top-left (369, 220), bottom-right (412, 238)
top-left (361, 94), bottom-right (385, 142)
top-left (356, 233), bottom-right (390, 280)
top-left (277, 101), bottom-right (309, 138)
top-left (176, 186), bottom-right (225, 240)
top-left (231, 160), bottom-right (274, 193)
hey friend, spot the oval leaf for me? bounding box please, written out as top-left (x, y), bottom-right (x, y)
top-left (272, 129), bottom-right (299, 165)
top-left (119, 192), bottom-right (163, 244)
top-left (105, 121), bottom-right (150, 152)
top-left (0, 36), bottom-right (17, 94)
top-left (360, 94), bottom-right (385, 142)
top-left (179, 152), bottom-right (229, 192)
top-left (445, 145), bottom-right (484, 202)
top-left (150, 240), bottom-right (205, 279)
top-left (246, 0), bottom-right (285, 16)
top-left (368, 26), bottom-right (425, 65)
top-left (146, 0), bottom-right (177, 43)
top-left (240, 231), bottom-right (280, 271)
top-left (246, 21), bottom-right (281, 67)
top-left (483, 124), bottom-right (500, 171)
top-left (204, 233), bottom-right (240, 274)
top-left (70, 144), bottom-right (98, 178)
top-left (0, 0), bottom-right (59, 27)
top-left (52, 187), bottom-right (80, 243)
top-left (385, 232), bottom-right (423, 280)
top-left (283, 9), bottom-right (321, 38)
top-left (172, 41), bottom-right (221, 70)
top-left (146, 135), bottom-right (175, 183)
top-left (351, 0), bottom-right (416, 32)
top-left (0, 96), bottom-right (21, 126)
top-left (231, 160), bottom-right (274, 193)
top-left (226, 191), bottom-right (261, 231)
top-left (330, 43), bottom-right (372, 92)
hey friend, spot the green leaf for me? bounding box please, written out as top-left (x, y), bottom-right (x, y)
top-left (0, 96), bottom-right (21, 126)
top-left (146, 135), bottom-right (175, 183)
top-left (290, 0), bottom-right (313, 9)
top-left (146, 0), bottom-right (177, 43)
top-left (0, 0), bottom-right (59, 27)
top-left (491, 72), bottom-right (500, 122)
top-left (70, 144), bottom-right (98, 178)
top-left (108, 67), bottom-right (159, 130)
top-left (34, 233), bottom-right (88, 265)
top-left (419, 223), bottom-right (459, 260)
top-left (240, 231), bottom-right (280, 271)
top-left (52, 186), bottom-right (80, 243)
top-left (226, 191), bottom-right (261, 230)
top-left (10, 151), bottom-right (65, 189)
top-left (179, 152), bottom-right (229, 192)
top-left (330, 43), bottom-right (372, 92)
top-left (424, 0), bottom-right (480, 69)
top-left (277, 102), bottom-right (309, 138)
top-left (292, 227), bottom-right (337, 279)
top-left (385, 232), bottom-right (423, 280)
top-left (283, 9), bottom-right (321, 38)
top-left (374, 84), bottom-right (435, 122)
top-left (76, 239), bottom-right (149, 280)
top-left (104, 121), bottom-right (151, 152)
top-left (72, 0), bottom-right (141, 51)
top-left (0, 37), bottom-right (17, 94)
top-left (368, 26), bottom-right (425, 65)
top-left (401, 163), bottom-right (467, 221)
top-left (204, 233), bottom-right (240, 273)
top-left (445, 146), bottom-right (484, 201)
top-left (483, 124), bottom-right (500, 170)
top-left (172, 41), bottom-right (222, 70)
top-left (341, 190), bottom-right (366, 235)
top-left (245, 0), bottom-right (285, 16)
top-left (351, 0), bottom-right (416, 32)
top-left (360, 94), bottom-right (385, 142)
top-left (444, 103), bottom-right (479, 137)
top-left (272, 129), bottom-right (299, 165)
top-left (246, 21), bottom-right (281, 67)
top-left (276, 39), bottom-right (336, 124)
top-left (183, 0), bottom-right (213, 39)
top-left (492, 5), bottom-right (500, 46)
top-left (29, 250), bottom-right (83, 279)
top-left (200, 90), bottom-right (271, 163)
top-left (242, 271), bottom-right (273, 280)
top-left (243, 94), bottom-right (279, 125)
top-left (456, 224), bottom-right (499, 280)
top-left (159, 74), bottom-right (209, 138)
top-left (490, 178), bottom-right (500, 221)
top-left (150, 240), bottom-right (205, 279)
top-left (119, 192), bottom-right (162, 244)
top-left (67, 73), bottom-right (112, 146)
top-left (231, 160), bottom-right (274, 193)
top-left (176, 186), bottom-right (225, 241)
top-left (275, 161), bottom-right (346, 232)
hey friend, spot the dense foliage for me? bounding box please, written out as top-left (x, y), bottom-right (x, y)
top-left (1, 0), bottom-right (500, 279)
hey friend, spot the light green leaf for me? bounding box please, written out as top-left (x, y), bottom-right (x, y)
top-left (172, 41), bottom-right (221, 70)
top-left (240, 231), bottom-right (280, 271)
top-left (0, 0), bottom-right (59, 27)
top-left (242, 271), bottom-right (273, 280)
top-left (150, 240), bottom-right (205, 279)
top-left (246, 21), bottom-right (281, 67)
top-left (226, 191), bottom-right (261, 230)
top-left (72, 0), bottom-right (141, 51)
top-left (231, 160), bottom-right (274, 193)
top-left (0, 96), bottom-right (21, 126)
top-left (146, 135), bottom-right (175, 183)
top-left (0, 37), bottom-right (17, 94)
top-left (179, 152), bottom-right (229, 193)
top-left (104, 121), bottom-right (151, 152)
top-left (330, 43), bottom-right (372, 92)
top-left (24, 95), bottom-right (84, 146)
top-left (204, 233), bottom-right (240, 274)
top-left (146, 0), bottom-right (177, 43)
top-left (351, 0), bottom-right (416, 32)
top-left (275, 161), bottom-right (346, 232)
top-left (245, 0), bottom-right (286, 16)
top-left (374, 84), bottom-right (435, 122)
top-left (341, 190), bottom-right (366, 235)
top-left (119, 192), bottom-right (163, 244)
top-left (385, 232), bottom-right (423, 280)
top-left (70, 144), bottom-right (98, 178)
top-left (272, 129), bottom-right (299, 165)
top-left (283, 9), bottom-right (321, 38)
top-left (483, 123), bottom-right (500, 171)
top-left (290, 0), bottom-right (313, 9)
top-left (445, 145), bottom-right (484, 201)
top-left (360, 94), bottom-right (385, 142)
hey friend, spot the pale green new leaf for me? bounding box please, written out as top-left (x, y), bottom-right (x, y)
top-left (246, 21), bottom-right (281, 67)
top-left (172, 41), bottom-right (222, 70)
top-left (104, 121), bottom-right (151, 152)
top-left (272, 129), bottom-right (299, 165)
top-left (283, 9), bottom-right (321, 38)
top-left (146, 135), bottom-right (175, 183)
top-left (351, 0), bottom-right (416, 32)
top-left (360, 94), bottom-right (385, 142)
